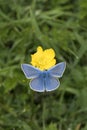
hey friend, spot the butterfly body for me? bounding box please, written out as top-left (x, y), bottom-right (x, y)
top-left (21, 62), bottom-right (66, 92)
top-left (41, 71), bottom-right (47, 78)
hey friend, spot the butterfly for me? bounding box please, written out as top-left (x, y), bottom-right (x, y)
top-left (21, 62), bottom-right (66, 92)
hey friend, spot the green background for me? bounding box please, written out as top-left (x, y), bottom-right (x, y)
top-left (0, 0), bottom-right (87, 130)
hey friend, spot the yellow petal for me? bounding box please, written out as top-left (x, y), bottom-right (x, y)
top-left (37, 46), bottom-right (43, 52)
top-left (30, 46), bottom-right (56, 70)
top-left (44, 59), bottom-right (56, 70)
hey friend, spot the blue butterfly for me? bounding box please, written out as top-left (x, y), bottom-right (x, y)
top-left (21, 62), bottom-right (66, 92)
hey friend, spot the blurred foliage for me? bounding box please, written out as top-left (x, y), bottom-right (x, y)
top-left (0, 0), bottom-right (87, 130)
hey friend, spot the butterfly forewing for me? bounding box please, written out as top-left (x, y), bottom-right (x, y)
top-left (48, 62), bottom-right (66, 78)
top-left (21, 64), bottom-right (41, 79)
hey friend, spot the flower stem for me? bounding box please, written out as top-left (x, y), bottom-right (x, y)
top-left (42, 93), bottom-right (46, 130)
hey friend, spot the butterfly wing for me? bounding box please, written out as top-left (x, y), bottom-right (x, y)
top-left (48, 62), bottom-right (66, 78)
top-left (30, 75), bottom-right (45, 92)
top-left (21, 64), bottom-right (41, 79)
top-left (45, 74), bottom-right (60, 91)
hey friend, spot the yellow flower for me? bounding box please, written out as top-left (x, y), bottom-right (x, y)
top-left (31, 46), bottom-right (56, 70)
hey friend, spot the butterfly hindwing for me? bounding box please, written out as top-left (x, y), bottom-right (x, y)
top-left (45, 73), bottom-right (60, 91)
top-left (48, 62), bottom-right (66, 78)
top-left (21, 64), bottom-right (41, 79)
top-left (30, 75), bottom-right (45, 92)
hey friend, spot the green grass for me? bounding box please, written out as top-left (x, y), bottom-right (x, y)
top-left (0, 0), bottom-right (87, 130)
